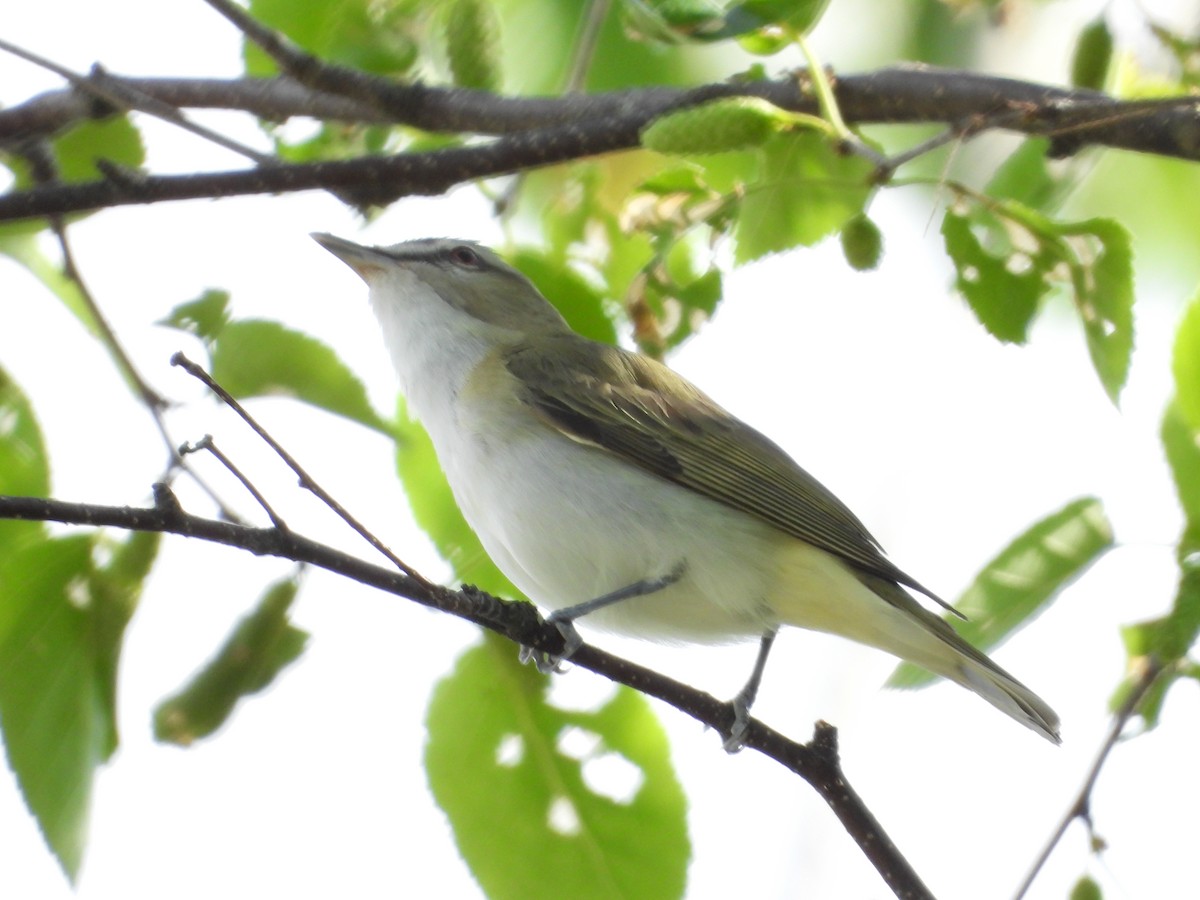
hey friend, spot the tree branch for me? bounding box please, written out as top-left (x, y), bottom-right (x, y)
top-left (0, 490), bottom-right (934, 900)
top-left (1, 63), bottom-right (1198, 222)
top-left (1012, 658), bottom-right (1167, 899)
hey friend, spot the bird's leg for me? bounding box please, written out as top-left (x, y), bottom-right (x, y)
top-left (723, 627), bottom-right (778, 753)
top-left (520, 562), bottom-right (686, 673)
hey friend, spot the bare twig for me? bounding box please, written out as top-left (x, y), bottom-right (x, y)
top-left (0, 37), bottom-right (273, 164)
top-left (0, 491), bottom-right (935, 900)
top-left (180, 434), bottom-right (287, 530)
top-left (170, 352), bottom-right (431, 586)
top-left (38, 216), bottom-right (244, 521)
top-left (1012, 658), bottom-right (1167, 900)
top-left (48, 220), bottom-right (167, 410)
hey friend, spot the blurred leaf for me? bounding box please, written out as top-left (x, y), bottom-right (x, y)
top-left (445, 0), bottom-right (503, 91)
top-left (1172, 295), bottom-right (1200, 433)
top-left (511, 250), bottom-right (618, 345)
top-left (158, 289), bottom-right (231, 343)
top-left (890, 497), bottom-right (1113, 688)
top-left (210, 319), bottom-right (392, 436)
top-left (269, 121), bottom-right (396, 163)
top-left (243, 0), bottom-right (420, 77)
top-left (49, 116), bottom-right (145, 184)
top-left (1056, 218), bottom-right (1134, 405)
top-left (0, 366), bottom-right (50, 550)
top-left (1069, 874), bottom-right (1104, 900)
top-left (736, 131), bottom-right (873, 263)
top-left (394, 401), bottom-right (520, 597)
top-left (1162, 402), bottom-right (1200, 551)
top-left (154, 578), bottom-right (308, 746)
top-left (0, 234), bottom-right (102, 340)
top-left (0, 534), bottom-right (127, 879)
top-left (88, 530), bottom-right (160, 736)
top-left (625, 0), bottom-right (828, 43)
top-left (1121, 402), bottom-right (1200, 700)
top-left (1071, 17), bottom-right (1113, 91)
top-left (986, 138), bottom-right (1067, 213)
top-left (2, 115), bottom-right (144, 190)
top-left (730, 0), bottom-right (829, 35)
top-left (631, 248), bottom-right (722, 354)
top-left (941, 206), bottom-right (1046, 343)
top-left (1119, 565), bottom-right (1200, 687)
top-left (426, 632), bottom-right (689, 900)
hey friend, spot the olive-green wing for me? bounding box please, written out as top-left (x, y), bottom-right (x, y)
top-left (506, 338), bottom-right (947, 607)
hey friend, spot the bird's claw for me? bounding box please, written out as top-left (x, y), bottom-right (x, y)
top-left (518, 613), bottom-right (583, 674)
top-left (722, 694), bottom-right (752, 754)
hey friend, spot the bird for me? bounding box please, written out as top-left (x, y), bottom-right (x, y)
top-left (313, 233), bottom-right (1061, 748)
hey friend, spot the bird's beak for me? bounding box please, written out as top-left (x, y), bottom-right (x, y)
top-left (311, 232), bottom-right (391, 282)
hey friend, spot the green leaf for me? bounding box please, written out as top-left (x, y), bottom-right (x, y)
top-left (1162, 402), bottom-right (1200, 551)
top-left (154, 578), bottom-right (309, 746)
top-left (2, 115), bottom-right (144, 191)
top-left (394, 401), bottom-right (520, 597)
top-left (210, 319), bottom-right (392, 436)
top-left (0, 366), bottom-right (50, 550)
top-left (735, 131), bottom-right (874, 263)
top-left (941, 206), bottom-right (1046, 343)
top-left (1056, 219), bottom-right (1134, 404)
top-left (1172, 294), bottom-right (1200, 433)
top-left (158, 289), bottom-right (231, 343)
top-left (1122, 402), bottom-right (1200, 701)
top-left (0, 234), bottom-right (102, 341)
top-left (730, 0), bottom-right (830, 35)
top-left (985, 138), bottom-right (1066, 213)
top-left (889, 497), bottom-right (1113, 688)
top-left (943, 200), bottom-right (1135, 399)
top-left (0, 534), bottom-right (128, 879)
top-left (88, 530), bottom-right (160, 736)
top-left (426, 633), bottom-right (689, 900)
top-left (49, 116), bottom-right (145, 184)
top-left (444, 0), bottom-right (503, 91)
top-left (243, 0), bottom-right (419, 78)
top-left (1119, 564), bottom-right (1200, 682)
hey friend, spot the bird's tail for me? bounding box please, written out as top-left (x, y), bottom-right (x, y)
top-left (771, 545), bottom-right (1061, 743)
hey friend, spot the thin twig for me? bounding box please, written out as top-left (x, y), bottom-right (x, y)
top-left (1012, 658), bottom-right (1166, 900)
top-left (180, 434), bottom-right (288, 530)
top-left (49, 220), bottom-right (167, 411)
top-left (0, 36), bottom-right (273, 164)
top-left (170, 352), bottom-right (432, 586)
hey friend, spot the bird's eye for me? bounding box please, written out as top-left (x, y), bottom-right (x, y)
top-left (448, 245), bottom-right (480, 267)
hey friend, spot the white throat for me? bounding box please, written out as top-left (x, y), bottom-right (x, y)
top-left (368, 268), bottom-right (497, 425)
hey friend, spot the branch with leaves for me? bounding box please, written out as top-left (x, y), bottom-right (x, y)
top-left (0, 486), bottom-right (935, 900)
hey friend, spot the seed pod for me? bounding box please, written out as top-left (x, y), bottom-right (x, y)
top-left (841, 214), bottom-right (883, 271)
top-left (1070, 17), bottom-right (1113, 91)
top-left (642, 97), bottom-right (785, 154)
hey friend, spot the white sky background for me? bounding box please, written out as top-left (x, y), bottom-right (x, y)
top-left (2, 1), bottom-right (1199, 898)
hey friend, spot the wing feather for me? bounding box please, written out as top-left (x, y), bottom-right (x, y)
top-left (506, 337), bottom-right (949, 608)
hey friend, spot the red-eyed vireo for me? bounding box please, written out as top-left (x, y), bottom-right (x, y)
top-left (313, 233), bottom-right (1061, 748)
